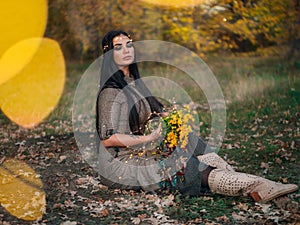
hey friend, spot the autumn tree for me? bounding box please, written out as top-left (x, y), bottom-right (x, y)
top-left (46, 0), bottom-right (78, 60)
top-left (201, 0), bottom-right (300, 57)
top-left (285, 0), bottom-right (300, 60)
top-left (46, 0), bottom-right (299, 61)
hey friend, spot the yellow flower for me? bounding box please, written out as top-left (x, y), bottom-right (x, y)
top-left (166, 131), bottom-right (178, 148)
top-left (183, 114), bottom-right (193, 123)
top-left (157, 105), bottom-right (198, 154)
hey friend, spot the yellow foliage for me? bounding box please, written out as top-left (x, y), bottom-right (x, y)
top-left (0, 159), bottom-right (46, 220)
top-left (140, 0), bottom-right (206, 7)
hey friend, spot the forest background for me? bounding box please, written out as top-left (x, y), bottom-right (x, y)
top-left (46, 0), bottom-right (300, 63)
top-left (1, 0), bottom-right (300, 224)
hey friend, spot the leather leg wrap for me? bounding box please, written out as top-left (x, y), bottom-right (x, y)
top-left (208, 169), bottom-right (260, 196)
top-left (208, 169), bottom-right (298, 202)
top-left (198, 152), bottom-right (235, 172)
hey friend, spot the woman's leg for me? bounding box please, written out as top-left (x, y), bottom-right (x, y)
top-left (198, 152), bottom-right (235, 172)
top-left (187, 132), bottom-right (213, 156)
top-left (187, 133), bottom-right (298, 202)
top-left (197, 152), bottom-right (298, 202)
top-left (207, 169), bottom-right (298, 203)
top-left (200, 165), bottom-right (215, 189)
top-left (188, 132), bottom-right (235, 171)
top-left (188, 133), bottom-right (234, 171)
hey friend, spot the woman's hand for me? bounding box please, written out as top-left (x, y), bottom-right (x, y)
top-left (148, 122), bottom-right (162, 142)
top-left (102, 123), bottom-right (162, 148)
top-left (159, 111), bottom-right (169, 117)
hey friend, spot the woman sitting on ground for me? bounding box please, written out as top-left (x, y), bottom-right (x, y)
top-left (96, 30), bottom-right (298, 203)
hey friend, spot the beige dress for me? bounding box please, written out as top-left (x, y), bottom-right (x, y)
top-left (97, 76), bottom-right (211, 195)
top-left (97, 76), bottom-right (162, 191)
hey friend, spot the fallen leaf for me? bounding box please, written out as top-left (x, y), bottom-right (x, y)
top-left (100, 208), bottom-right (109, 217)
top-left (58, 155), bottom-right (67, 163)
top-left (232, 212), bottom-right (247, 222)
top-left (279, 177), bottom-right (288, 183)
top-left (255, 203), bottom-right (271, 214)
top-left (60, 221), bottom-right (77, 225)
top-left (275, 158), bottom-right (282, 164)
top-left (237, 202), bottom-right (249, 211)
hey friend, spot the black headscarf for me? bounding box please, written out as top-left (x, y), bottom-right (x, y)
top-left (96, 30), bottom-right (164, 135)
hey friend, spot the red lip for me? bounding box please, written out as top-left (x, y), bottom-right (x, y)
top-left (123, 56), bottom-right (132, 60)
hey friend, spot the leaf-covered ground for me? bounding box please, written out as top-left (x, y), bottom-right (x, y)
top-left (0, 122), bottom-right (299, 225)
top-left (1, 62), bottom-right (300, 224)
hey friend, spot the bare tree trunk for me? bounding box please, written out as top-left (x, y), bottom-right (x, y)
top-left (287, 0), bottom-right (300, 61)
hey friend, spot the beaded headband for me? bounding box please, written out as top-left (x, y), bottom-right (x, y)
top-left (103, 34), bottom-right (132, 51)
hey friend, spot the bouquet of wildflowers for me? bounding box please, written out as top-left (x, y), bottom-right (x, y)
top-left (163, 107), bottom-right (196, 149)
top-left (145, 105), bottom-right (197, 157)
top-left (147, 105), bottom-right (197, 187)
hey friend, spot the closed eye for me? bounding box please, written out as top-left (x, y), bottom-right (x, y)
top-left (113, 41), bottom-right (133, 51)
top-left (113, 44), bottom-right (122, 51)
top-left (126, 41), bottom-right (133, 48)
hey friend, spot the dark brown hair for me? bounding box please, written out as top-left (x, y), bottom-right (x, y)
top-left (96, 30), bottom-right (164, 135)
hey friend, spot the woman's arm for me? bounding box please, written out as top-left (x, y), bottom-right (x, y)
top-left (102, 123), bottom-right (162, 147)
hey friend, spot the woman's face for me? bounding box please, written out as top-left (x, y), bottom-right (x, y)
top-left (112, 34), bottom-right (134, 67)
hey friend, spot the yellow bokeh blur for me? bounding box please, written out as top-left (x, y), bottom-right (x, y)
top-left (0, 159), bottom-right (46, 220)
top-left (140, 0), bottom-right (205, 7)
top-left (0, 39), bottom-right (43, 86)
top-left (0, 38), bottom-right (65, 128)
top-left (0, 0), bottom-right (47, 85)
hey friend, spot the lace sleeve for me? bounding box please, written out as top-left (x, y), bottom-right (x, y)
top-left (97, 88), bottom-right (123, 140)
